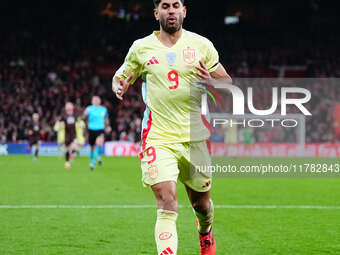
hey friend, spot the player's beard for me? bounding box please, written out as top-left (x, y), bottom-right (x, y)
top-left (160, 14), bottom-right (184, 34)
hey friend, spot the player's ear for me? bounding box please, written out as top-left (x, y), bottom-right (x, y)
top-left (154, 8), bottom-right (159, 21)
top-left (183, 6), bottom-right (187, 18)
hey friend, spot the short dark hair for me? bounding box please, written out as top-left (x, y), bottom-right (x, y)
top-left (153, 0), bottom-right (184, 8)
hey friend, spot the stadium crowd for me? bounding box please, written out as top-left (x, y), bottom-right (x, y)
top-left (0, 56), bottom-right (144, 143)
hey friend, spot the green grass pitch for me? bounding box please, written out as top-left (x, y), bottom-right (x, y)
top-left (0, 155), bottom-right (340, 254)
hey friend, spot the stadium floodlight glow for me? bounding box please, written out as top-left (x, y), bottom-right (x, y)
top-left (224, 16), bottom-right (239, 25)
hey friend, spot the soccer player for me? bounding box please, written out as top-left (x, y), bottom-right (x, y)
top-left (112, 1), bottom-right (231, 254)
top-left (83, 96), bottom-right (111, 170)
top-left (60, 102), bottom-right (79, 168)
top-left (53, 119), bottom-right (65, 157)
top-left (27, 113), bottom-right (41, 161)
top-left (75, 116), bottom-right (86, 154)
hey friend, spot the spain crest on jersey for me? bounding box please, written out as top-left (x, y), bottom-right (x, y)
top-left (183, 46), bottom-right (196, 64)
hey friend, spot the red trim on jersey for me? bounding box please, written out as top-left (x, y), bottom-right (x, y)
top-left (201, 114), bottom-right (212, 155)
top-left (139, 110), bottom-right (152, 159)
top-left (206, 139), bottom-right (212, 155)
top-left (201, 114), bottom-right (212, 133)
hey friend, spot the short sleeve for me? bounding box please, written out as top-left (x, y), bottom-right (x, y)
top-left (204, 40), bottom-right (219, 73)
top-left (84, 106), bottom-right (90, 116)
top-left (104, 107), bottom-right (108, 118)
top-left (115, 42), bottom-right (142, 84)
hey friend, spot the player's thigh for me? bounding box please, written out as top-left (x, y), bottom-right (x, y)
top-left (96, 135), bottom-right (104, 145)
top-left (151, 181), bottom-right (178, 211)
top-left (140, 145), bottom-right (179, 188)
top-left (65, 135), bottom-right (74, 147)
top-left (178, 141), bottom-right (212, 192)
top-left (95, 131), bottom-right (104, 145)
top-left (77, 136), bottom-right (85, 147)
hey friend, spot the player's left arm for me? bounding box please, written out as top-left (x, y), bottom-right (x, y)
top-left (196, 59), bottom-right (232, 82)
top-left (195, 59), bottom-right (232, 95)
top-left (82, 106), bottom-right (90, 120)
top-left (195, 39), bottom-right (232, 91)
top-left (211, 63), bottom-right (232, 82)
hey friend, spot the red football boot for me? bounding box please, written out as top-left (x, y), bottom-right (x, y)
top-left (197, 217), bottom-right (216, 255)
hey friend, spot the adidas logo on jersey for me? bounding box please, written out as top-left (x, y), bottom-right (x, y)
top-left (160, 247), bottom-right (174, 255)
top-left (147, 57), bottom-right (159, 66)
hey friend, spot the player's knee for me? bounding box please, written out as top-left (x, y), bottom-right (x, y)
top-left (192, 199), bottom-right (210, 215)
top-left (96, 136), bottom-right (104, 145)
top-left (152, 182), bottom-right (178, 211)
top-left (157, 192), bottom-right (178, 211)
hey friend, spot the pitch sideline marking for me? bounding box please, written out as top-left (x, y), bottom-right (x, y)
top-left (0, 205), bottom-right (340, 209)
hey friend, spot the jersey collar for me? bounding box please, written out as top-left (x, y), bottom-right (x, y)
top-left (153, 29), bottom-right (186, 49)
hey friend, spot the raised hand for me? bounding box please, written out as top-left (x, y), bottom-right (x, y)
top-left (112, 72), bottom-right (135, 100)
top-left (195, 58), bottom-right (211, 80)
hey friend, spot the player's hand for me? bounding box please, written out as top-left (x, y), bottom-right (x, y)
top-left (112, 72), bottom-right (134, 100)
top-left (105, 126), bottom-right (112, 134)
top-left (195, 59), bottom-right (211, 80)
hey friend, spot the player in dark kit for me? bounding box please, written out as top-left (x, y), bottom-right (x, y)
top-left (60, 102), bottom-right (79, 168)
top-left (27, 113), bottom-right (41, 161)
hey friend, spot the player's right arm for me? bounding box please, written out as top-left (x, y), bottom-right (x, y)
top-left (112, 42), bottom-right (142, 100)
top-left (103, 108), bottom-right (112, 134)
top-left (112, 72), bottom-right (135, 100)
top-left (82, 106), bottom-right (90, 120)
